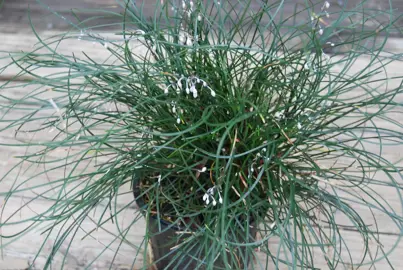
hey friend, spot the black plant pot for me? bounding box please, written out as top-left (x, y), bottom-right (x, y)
top-left (133, 179), bottom-right (257, 270)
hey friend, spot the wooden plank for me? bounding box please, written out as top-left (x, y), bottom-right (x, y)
top-left (255, 229), bottom-right (403, 269)
top-left (1, 24), bottom-right (403, 270)
top-left (1, 0), bottom-right (402, 36)
top-left (2, 30), bottom-right (403, 82)
top-left (0, 258), bottom-right (29, 269)
top-left (1, 105), bottom-right (403, 268)
top-left (0, 194), bottom-right (146, 269)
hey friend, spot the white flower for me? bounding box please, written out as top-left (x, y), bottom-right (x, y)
top-left (164, 84), bottom-right (173, 94)
top-left (179, 33), bottom-right (186, 44)
top-left (318, 28), bottom-right (324, 35)
top-left (186, 37), bottom-right (193, 46)
top-left (297, 122), bottom-right (302, 129)
top-left (172, 106), bottom-right (176, 114)
top-left (324, 1), bottom-right (330, 9)
top-left (177, 77), bottom-right (183, 89)
top-left (177, 117), bottom-right (181, 124)
top-left (217, 190), bottom-right (223, 204)
top-left (202, 186), bottom-right (222, 206)
top-left (200, 167), bottom-right (207, 172)
top-left (274, 111), bottom-right (284, 120)
top-left (197, 14), bottom-right (202, 21)
top-left (200, 80), bottom-right (216, 97)
top-left (176, 75), bottom-right (215, 98)
top-left (203, 191), bottom-right (211, 205)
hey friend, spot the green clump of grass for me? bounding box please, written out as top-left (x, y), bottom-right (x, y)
top-left (1, 0), bottom-right (403, 269)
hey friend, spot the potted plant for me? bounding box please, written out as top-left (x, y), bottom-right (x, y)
top-left (1, 0), bottom-right (403, 269)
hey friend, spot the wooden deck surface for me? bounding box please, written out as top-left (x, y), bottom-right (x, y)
top-left (1, 0), bottom-right (403, 35)
top-left (1, 1), bottom-right (403, 269)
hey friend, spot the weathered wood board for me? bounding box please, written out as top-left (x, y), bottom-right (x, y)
top-left (1, 1), bottom-right (403, 269)
top-left (1, 0), bottom-right (403, 35)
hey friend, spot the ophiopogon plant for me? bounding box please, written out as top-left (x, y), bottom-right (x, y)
top-left (1, 0), bottom-right (403, 269)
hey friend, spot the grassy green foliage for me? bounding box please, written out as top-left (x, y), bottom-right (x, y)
top-left (1, 0), bottom-right (403, 269)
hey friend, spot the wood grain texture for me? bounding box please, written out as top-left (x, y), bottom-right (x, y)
top-left (1, 9), bottom-right (403, 269)
top-left (1, 0), bottom-right (402, 35)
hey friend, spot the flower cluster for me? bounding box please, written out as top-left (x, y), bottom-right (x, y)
top-left (1, 0), bottom-right (402, 269)
top-left (202, 186), bottom-right (223, 206)
top-left (311, 1), bottom-right (331, 36)
top-left (274, 110), bottom-right (284, 120)
top-left (178, 30), bottom-right (193, 46)
top-left (164, 75), bottom-right (216, 98)
top-left (182, 0), bottom-right (195, 18)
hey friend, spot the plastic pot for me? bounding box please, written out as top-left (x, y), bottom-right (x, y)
top-left (133, 177), bottom-right (257, 269)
